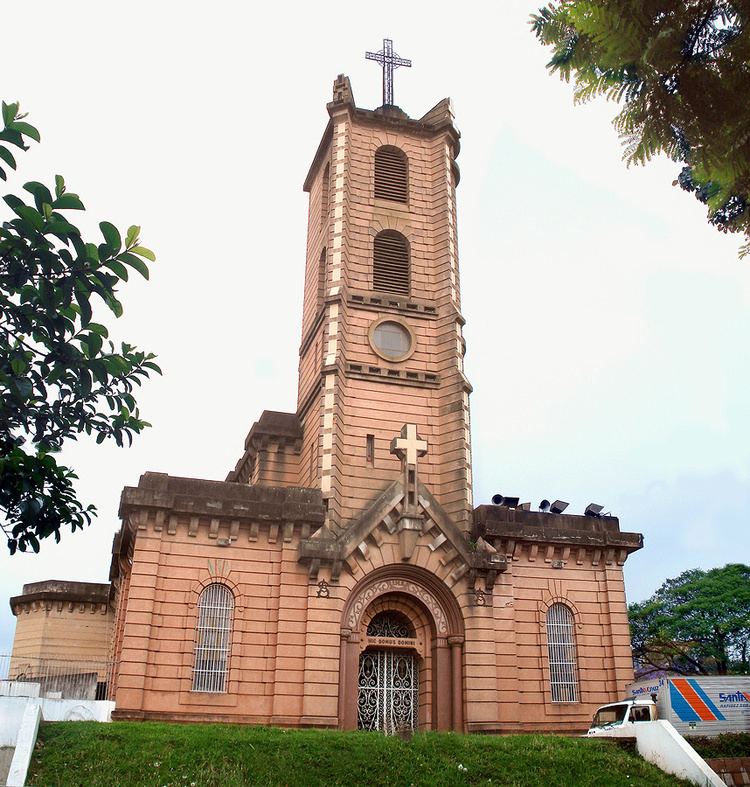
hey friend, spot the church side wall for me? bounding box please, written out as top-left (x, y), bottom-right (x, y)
top-left (113, 498), bottom-right (635, 734)
top-left (113, 518), bottom-right (342, 724)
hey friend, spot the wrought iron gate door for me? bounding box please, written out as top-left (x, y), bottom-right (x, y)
top-left (357, 650), bottom-right (418, 733)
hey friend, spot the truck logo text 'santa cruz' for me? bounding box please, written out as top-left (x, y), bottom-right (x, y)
top-left (719, 692), bottom-right (750, 704)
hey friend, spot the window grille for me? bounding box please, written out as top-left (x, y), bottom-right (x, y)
top-left (367, 611), bottom-right (414, 639)
top-left (192, 583), bottom-right (233, 693)
top-left (374, 146), bottom-right (408, 203)
top-left (546, 603), bottom-right (579, 702)
top-left (358, 650), bottom-right (418, 733)
top-left (373, 231), bottom-right (409, 296)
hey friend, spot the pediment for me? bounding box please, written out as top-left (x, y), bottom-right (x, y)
top-left (298, 479), bottom-right (505, 586)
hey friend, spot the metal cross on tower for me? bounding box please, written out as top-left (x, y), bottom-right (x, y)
top-left (365, 38), bottom-right (412, 107)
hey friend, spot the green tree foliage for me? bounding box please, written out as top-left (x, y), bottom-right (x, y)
top-left (0, 101), bottom-right (160, 555)
top-left (629, 564), bottom-right (750, 675)
top-left (531, 1), bottom-right (750, 257)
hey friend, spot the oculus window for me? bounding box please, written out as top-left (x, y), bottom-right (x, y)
top-left (369, 319), bottom-right (414, 362)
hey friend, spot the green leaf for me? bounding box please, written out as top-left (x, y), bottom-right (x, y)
top-left (74, 285), bottom-right (92, 326)
top-left (130, 245), bottom-right (156, 261)
top-left (104, 259), bottom-right (129, 281)
top-left (2, 101), bottom-right (18, 126)
top-left (85, 243), bottom-right (100, 263)
top-left (11, 377), bottom-right (32, 399)
top-left (9, 120), bottom-right (40, 142)
top-left (24, 181), bottom-right (53, 209)
top-left (107, 296), bottom-right (123, 318)
top-left (10, 358), bottom-right (27, 375)
top-left (0, 145), bottom-right (16, 170)
top-left (118, 252), bottom-right (149, 279)
top-left (52, 193), bottom-right (85, 210)
top-left (87, 322), bottom-right (109, 338)
top-left (54, 175), bottom-right (65, 199)
top-left (0, 128), bottom-right (24, 148)
top-left (125, 225), bottom-right (140, 248)
top-left (99, 221), bottom-right (121, 254)
top-left (3, 193), bottom-right (23, 210)
top-left (47, 220), bottom-right (79, 236)
top-left (90, 359), bottom-right (108, 385)
top-left (16, 205), bottom-right (44, 230)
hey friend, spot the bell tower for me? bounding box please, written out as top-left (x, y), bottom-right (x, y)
top-left (296, 69), bottom-right (473, 533)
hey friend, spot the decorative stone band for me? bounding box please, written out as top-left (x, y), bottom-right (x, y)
top-left (347, 578), bottom-right (449, 636)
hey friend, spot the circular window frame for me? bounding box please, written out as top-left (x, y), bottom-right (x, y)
top-left (368, 316), bottom-right (416, 363)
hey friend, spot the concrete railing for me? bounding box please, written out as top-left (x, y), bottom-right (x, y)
top-left (5, 703), bottom-right (41, 787)
top-left (597, 721), bottom-right (725, 786)
top-left (634, 721), bottom-right (725, 786)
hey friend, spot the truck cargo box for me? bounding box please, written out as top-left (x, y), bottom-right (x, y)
top-left (628, 676), bottom-right (750, 738)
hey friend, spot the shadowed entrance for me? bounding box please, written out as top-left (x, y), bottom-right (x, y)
top-left (340, 565), bottom-right (465, 732)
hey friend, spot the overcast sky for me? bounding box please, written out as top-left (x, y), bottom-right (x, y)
top-left (1, 1), bottom-right (748, 653)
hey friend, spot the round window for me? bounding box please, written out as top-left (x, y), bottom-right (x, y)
top-left (369, 319), bottom-right (414, 361)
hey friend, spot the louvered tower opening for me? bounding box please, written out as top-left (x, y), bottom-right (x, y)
top-left (373, 231), bottom-right (410, 296)
top-left (374, 146), bottom-right (408, 203)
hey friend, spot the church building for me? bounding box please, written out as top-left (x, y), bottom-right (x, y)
top-left (9, 48), bottom-right (643, 734)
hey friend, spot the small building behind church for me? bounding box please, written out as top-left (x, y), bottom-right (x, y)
top-left (7, 59), bottom-right (643, 734)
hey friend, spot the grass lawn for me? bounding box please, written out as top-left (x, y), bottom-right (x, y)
top-left (28, 721), bottom-right (692, 786)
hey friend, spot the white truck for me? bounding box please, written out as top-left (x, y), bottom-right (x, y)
top-left (588, 676), bottom-right (750, 738)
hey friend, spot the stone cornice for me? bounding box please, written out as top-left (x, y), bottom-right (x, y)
top-left (10, 580), bottom-right (112, 615)
top-left (473, 505), bottom-right (643, 557)
top-left (120, 473), bottom-right (326, 541)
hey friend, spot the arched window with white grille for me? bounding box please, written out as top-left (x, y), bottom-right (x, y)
top-left (192, 583), bottom-right (234, 693)
top-left (546, 603), bottom-right (579, 702)
top-left (374, 146), bottom-right (408, 203)
top-left (373, 230), bottom-right (410, 296)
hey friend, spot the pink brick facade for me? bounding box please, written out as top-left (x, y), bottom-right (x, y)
top-left (12, 73), bottom-right (643, 734)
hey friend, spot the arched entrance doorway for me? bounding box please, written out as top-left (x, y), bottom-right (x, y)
top-left (340, 565), bottom-right (465, 732)
top-left (358, 612), bottom-right (419, 733)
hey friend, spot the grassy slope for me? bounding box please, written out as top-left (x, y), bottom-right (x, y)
top-left (28, 722), bottom-right (692, 787)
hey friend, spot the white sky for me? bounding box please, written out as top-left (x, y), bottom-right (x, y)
top-left (1, 1), bottom-right (748, 652)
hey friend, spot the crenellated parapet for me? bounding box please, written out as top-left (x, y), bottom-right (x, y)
top-left (473, 504), bottom-right (643, 568)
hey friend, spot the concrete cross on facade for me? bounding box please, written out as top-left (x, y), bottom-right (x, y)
top-left (390, 424), bottom-right (427, 468)
top-left (365, 38), bottom-right (412, 107)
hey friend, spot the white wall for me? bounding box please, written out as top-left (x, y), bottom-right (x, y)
top-left (0, 696), bottom-right (114, 746)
